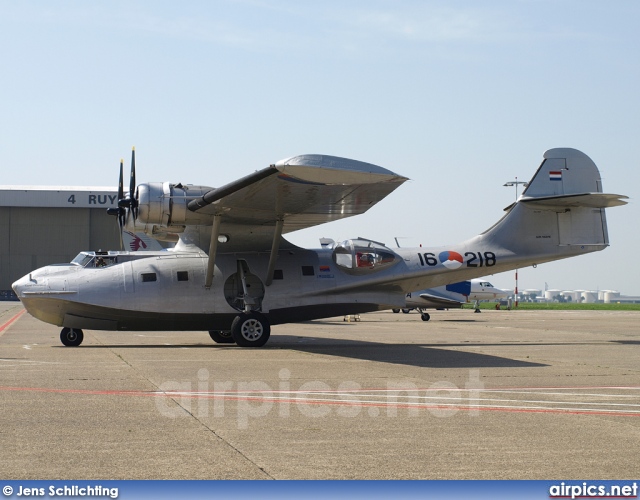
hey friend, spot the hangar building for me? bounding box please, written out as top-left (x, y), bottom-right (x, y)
top-left (0, 186), bottom-right (120, 298)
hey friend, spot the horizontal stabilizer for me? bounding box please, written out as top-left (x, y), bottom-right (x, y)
top-left (418, 292), bottom-right (465, 307)
top-left (521, 193), bottom-right (628, 210)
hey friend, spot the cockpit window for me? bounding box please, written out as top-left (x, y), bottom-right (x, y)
top-left (71, 253), bottom-right (94, 267)
top-left (332, 239), bottom-right (400, 275)
top-left (99, 256), bottom-right (117, 267)
top-left (71, 252), bottom-right (118, 268)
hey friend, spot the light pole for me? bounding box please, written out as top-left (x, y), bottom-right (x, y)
top-left (503, 178), bottom-right (529, 308)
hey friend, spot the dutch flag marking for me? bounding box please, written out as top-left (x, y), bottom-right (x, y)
top-left (549, 170), bottom-right (563, 181)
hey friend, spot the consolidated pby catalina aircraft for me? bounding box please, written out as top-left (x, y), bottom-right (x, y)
top-left (12, 148), bottom-right (627, 347)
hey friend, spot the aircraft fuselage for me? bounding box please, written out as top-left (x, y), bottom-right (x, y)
top-left (12, 225), bottom-right (592, 334)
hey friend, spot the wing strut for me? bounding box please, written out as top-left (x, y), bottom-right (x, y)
top-left (265, 219), bottom-right (284, 287)
top-left (188, 165), bottom-right (279, 212)
top-left (205, 215), bottom-right (222, 289)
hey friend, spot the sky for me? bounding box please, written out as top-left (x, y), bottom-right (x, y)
top-left (1, 0), bottom-right (638, 294)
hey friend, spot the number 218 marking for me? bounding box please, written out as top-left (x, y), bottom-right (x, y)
top-left (465, 251), bottom-right (496, 267)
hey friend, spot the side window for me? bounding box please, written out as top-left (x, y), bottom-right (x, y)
top-left (273, 270), bottom-right (284, 280)
top-left (141, 273), bottom-right (157, 283)
top-left (177, 271), bottom-right (189, 282)
top-left (301, 266), bottom-right (314, 276)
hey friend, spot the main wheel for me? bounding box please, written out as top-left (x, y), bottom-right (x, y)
top-left (420, 312), bottom-right (431, 321)
top-left (392, 309), bottom-right (400, 313)
top-left (209, 330), bottom-right (235, 344)
top-left (401, 308), bottom-right (411, 314)
top-left (60, 327), bottom-right (84, 347)
top-left (231, 312), bottom-right (271, 347)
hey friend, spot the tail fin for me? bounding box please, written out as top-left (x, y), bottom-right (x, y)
top-left (484, 148), bottom-right (626, 265)
top-left (523, 148), bottom-right (605, 198)
top-left (521, 148), bottom-right (627, 246)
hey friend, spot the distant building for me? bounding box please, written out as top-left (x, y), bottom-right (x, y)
top-left (0, 186), bottom-right (120, 297)
top-left (508, 286), bottom-right (639, 304)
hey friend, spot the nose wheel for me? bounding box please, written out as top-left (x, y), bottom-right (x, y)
top-left (60, 327), bottom-right (84, 347)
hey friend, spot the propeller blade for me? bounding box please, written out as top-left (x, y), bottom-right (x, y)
top-left (129, 147), bottom-right (138, 220)
top-left (108, 148), bottom-right (138, 249)
top-left (118, 159), bottom-right (124, 201)
top-left (106, 158), bottom-right (128, 250)
top-left (129, 147), bottom-right (136, 200)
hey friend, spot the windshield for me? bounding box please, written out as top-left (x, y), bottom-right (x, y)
top-left (71, 253), bottom-right (94, 267)
top-left (71, 252), bottom-right (118, 268)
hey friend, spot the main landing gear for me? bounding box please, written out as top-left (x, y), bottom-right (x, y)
top-left (208, 330), bottom-right (234, 344)
top-left (391, 308), bottom-right (430, 321)
top-left (211, 260), bottom-right (271, 347)
top-left (208, 312), bottom-right (271, 347)
top-left (230, 311), bottom-right (270, 347)
top-left (60, 327), bottom-right (84, 347)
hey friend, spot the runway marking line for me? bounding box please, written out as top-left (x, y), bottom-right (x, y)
top-left (1, 384), bottom-right (639, 418)
top-left (0, 309), bottom-right (26, 334)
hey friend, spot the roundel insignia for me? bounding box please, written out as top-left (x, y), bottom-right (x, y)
top-left (439, 250), bottom-right (464, 270)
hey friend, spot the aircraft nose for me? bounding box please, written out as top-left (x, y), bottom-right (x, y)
top-left (12, 274), bottom-right (30, 298)
top-left (12, 271), bottom-right (46, 298)
top-left (11, 276), bottom-right (26, 297)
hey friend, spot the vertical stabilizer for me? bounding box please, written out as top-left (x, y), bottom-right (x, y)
top-left (522, 148), bottom-right (604, 198)
top-left (479, 148), bottom-right (627, 269)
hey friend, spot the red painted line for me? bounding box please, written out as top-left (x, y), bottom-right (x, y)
top-left (0, 385), bottom-right (639, 418)
top-left (0, 386), bottom-right (153, 398)
top-left (0, 309), bottom-right (26, 333)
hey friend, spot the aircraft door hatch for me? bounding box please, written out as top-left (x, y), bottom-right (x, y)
top-left (122, 261), bottom-right (135, 293)
top-left (223, 260), bottom-right (266, 312)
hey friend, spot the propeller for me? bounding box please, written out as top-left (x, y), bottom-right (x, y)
top-left (107, 148), bottom-right (138, 249)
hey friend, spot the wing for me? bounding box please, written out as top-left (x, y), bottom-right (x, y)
top-left (187, 154), bottom-right (408, 252)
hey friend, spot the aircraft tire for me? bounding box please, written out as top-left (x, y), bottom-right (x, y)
top-left (60, 327), bottom-right (84, 347)
top-left (421, 313), bottom-right (431, 322)
top-left (231, 312), bottom-right (271, 347)
top-left (208, 330), bottom-right (235, 344)
top-left (392, 309), bottom-right (400, 313)
top-left (401, 308), bottom-right (411, 314)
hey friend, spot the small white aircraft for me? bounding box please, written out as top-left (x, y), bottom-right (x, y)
top-left (396, 278), bottom-right (508, 320)
top-left (12, 148), bottom-right (627, 347)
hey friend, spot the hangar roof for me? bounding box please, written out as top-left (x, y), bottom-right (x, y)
top-left (0, 186), bottom-right (118, 208)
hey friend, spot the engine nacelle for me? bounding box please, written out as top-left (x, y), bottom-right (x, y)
top-left (137, 182), bottom-right (213, 226)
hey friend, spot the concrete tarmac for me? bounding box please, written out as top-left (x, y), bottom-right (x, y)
top-left (1, 302), bottom-right (639, 479)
